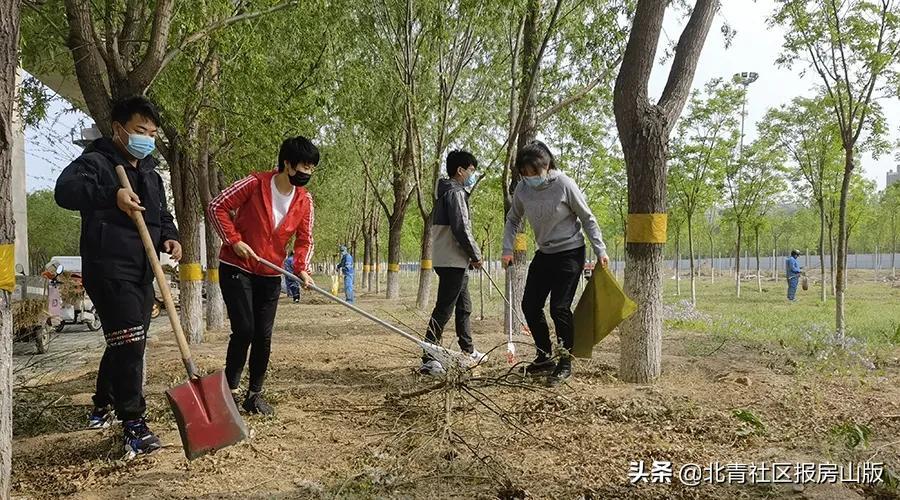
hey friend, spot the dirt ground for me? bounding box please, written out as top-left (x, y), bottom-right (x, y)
top-left (9, 278), bottom-right (900, 499)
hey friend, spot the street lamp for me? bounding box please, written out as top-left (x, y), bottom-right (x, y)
top-left (733, 71), bottom-right (759, 160)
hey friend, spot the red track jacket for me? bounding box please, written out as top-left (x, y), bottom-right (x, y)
top-left (207, 170), bottom-right (314, 277)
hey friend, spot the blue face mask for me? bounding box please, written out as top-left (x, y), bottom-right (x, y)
top-left (126, 134), bottom-right (156, 159)
top-left (117, 124), bottom-right (155, 159)
top-left (522, 175), bottom-right (546, 188)
top-left (464, 171), bottom-right (478, 187)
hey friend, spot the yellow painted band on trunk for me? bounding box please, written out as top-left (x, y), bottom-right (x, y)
top-left (388, 263), bottom-right (400, 272)
top-left (420, 260), bottom-right (433, 270)
top-left (514, 233), bottom-right (527, 251)
top-left (363, 265), bottom-right (371, 272)
top-left (179, 263), bottom-right (203, 282)
top-left (0, 244), bottom-right (13, 293)
top-left (626, 213), bottom-right (668, 244)
top-left (207, 268), bottom-right (219, 283)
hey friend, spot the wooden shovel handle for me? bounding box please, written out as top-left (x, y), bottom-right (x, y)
top-left (115, 165), bottom-right (198, 378)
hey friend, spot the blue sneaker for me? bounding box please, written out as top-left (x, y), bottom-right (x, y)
top-left (88, 406), bottom-right (114, 429)
top-left (123, 418), bottom-right (162, 459)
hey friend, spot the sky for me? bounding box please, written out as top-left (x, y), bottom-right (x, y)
top-left (23, 0), bottom-right (899, 193)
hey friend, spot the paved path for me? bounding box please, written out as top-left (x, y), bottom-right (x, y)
top-left (13, 317), bottom-right (168, 387)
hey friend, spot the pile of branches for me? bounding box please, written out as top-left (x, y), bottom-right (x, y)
top-left (56, 272), bottom-right (84, 305)
top-left (13, 299), bottom-right (48, 330)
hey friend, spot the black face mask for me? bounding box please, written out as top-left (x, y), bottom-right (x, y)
top-left (289, 171), bottom-right (312, 187)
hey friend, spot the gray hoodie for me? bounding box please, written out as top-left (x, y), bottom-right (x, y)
top-left (502, 170), bottom-right (607, 259)
top-left (431, 178), bottom-right (482, 268)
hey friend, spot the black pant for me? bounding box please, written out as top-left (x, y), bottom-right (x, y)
top-left (221, 263), bottom-right (282, 393)
top-left (423, 267), bottom-right (473, 360)
top-left (522, 246), bottom-right (585, 358)
top-left (83, 276), bottom-right (153, 421)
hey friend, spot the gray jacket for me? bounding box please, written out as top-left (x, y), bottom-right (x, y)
top-left (432, 178), bottom-right (482, 268)
top-left (502, 170), bottom-right (607, 259)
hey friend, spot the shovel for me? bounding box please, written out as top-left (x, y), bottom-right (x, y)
top-left (115, 165), bottom-right (247, 460)
top-left (256, 258), bottom-right (472, 370)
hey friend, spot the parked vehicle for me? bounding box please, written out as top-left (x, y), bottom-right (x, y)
top-left (12, 266), bottom-right (53, 353)
top-left (43, 257), bottom-right (101, 332)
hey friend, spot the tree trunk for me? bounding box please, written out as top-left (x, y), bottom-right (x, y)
top-left (735, 224), bottom-right (742, 298)
top-left (709, 234), bottom-right (714, 284)
top-left (674, 229), bottom-right (681, 296)
top-left (503, 0), bottom-right (540, 341)
top-left (0, 2), bottom-right (20, 493)
top-left (875, 242), bottom-right (879, 281)
top-left (835, 150), bottom-right (853, 336)
top-left (479, 241), bottom-right (485, 320)
top-left (755, 226), bottom-right (761, 293)
top-left (772, 234), bottom-right (778, 280)
top-left (614, 240), bottom-right (620, 281)
top-left (687, 216), bottom-right (696, 305)
top-left (197, 128), bottom-right (224, 330)
top-left (891, 209), bottom-right (896, 278)
top-left (386, 216), bottom-right (403, 299)
top-left (375, 226), bottom-right (381, 294)
top-left (415, 217), bottom-right (434, 310)
top-left (167, 140), bottom-right (204, 344)
top-left (828, 219), bottom-right (836, 296)
top-left (613, 0), bottom-right (716, 383)
top-left (618, 119), bottom-right (668, 383)
top-left (363, 216), bottom-right (373, 292)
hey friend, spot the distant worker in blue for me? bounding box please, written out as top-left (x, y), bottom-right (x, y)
top-left (786, 249), bottom-right (803, 302)
top-left (284, 253), bottom-right (301, 303)
top-left (336, 245), bottom-right (355, 303)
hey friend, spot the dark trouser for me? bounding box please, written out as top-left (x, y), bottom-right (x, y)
top-left (287, 278), bottom-right (301, 300)
top-left (83, 276), bottom-right (153, 421)
top-left (787, 275), bottom-right (799, 300)
top-left (423, 267), bottom-right (473, 361)
top-left (220, 263), bottom-right (282, 393)
top-left (522, 246), bottom-right (585, 359)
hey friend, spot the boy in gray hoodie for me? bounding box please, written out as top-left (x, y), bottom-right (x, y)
top-left (420, 150), bottom-right (486, 375)
top-left (502, 141), bottom-right (609, 384)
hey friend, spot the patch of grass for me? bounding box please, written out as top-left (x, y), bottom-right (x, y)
top-left (664, 277), bottom-right (900, 356)
top-left (828, 421), bottom-right (872, 450)
top-left (732, 409), bottom-right (766, 436)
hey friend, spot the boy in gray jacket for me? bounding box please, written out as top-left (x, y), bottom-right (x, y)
top-left (420, 150), bottom-right (486, 375)
top-left (502, 141), bottom-right (609, 384)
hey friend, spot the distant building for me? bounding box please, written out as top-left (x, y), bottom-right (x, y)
top-left (888, 166), bottom-right (900, 188)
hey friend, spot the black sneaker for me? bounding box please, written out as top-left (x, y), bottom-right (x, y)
top-left (548, 357), bottom-right (572, 386)
top-left (88, 406), bottom-right (114, 429)
top-left (522, 356), bottom-right (555, 376)
top-left (123, 418), bottom-right (162, 458)
top-left (242, 392), bottom-right (275, 416)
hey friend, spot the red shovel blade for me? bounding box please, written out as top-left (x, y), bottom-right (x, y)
top-left (165, 370), bottom-right (248, 460)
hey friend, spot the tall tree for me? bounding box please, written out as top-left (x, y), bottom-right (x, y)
top-left (773, 0), bottom-right (900, 335)
top-left (759, 96), bottom-right (844, 302)
top-left (0, 1), bottom-right (21, 494)
top-left (669, 78), bottom-right (738, 305)
top-left (612, 0), bottom-right (717, 383)
top-left (412, 1), bottom-right (478, 310)
top-left (884, 182), bottom-right (900, 277)
top-left (723, 132), bottom-right (785, 298)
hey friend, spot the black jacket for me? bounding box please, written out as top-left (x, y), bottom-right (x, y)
top-left (431, 178), bottom-right (481, 268)
top-left (55, 138), bottom-right (179, 283)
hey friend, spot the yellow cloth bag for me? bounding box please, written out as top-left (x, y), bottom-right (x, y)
top-left (331, 275), bottom-right (340, 296)
top-left (572, 267), bottom-right (638, 359)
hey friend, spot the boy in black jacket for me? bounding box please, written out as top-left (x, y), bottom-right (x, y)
top-left (419, 150), bottom-right (485, 375)
top-left (55, 96), bottom-right (181, 458)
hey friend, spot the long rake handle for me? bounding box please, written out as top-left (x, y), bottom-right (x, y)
top-left (115, 165), bottom-right (197, 378)
top-left (257, 258), bottom-right (458, 356)
top-left (480, 267), bottom-right (529, 329)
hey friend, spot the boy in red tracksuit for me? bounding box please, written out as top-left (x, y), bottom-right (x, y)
top-left (207, 136), bottom-right (318, 415)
